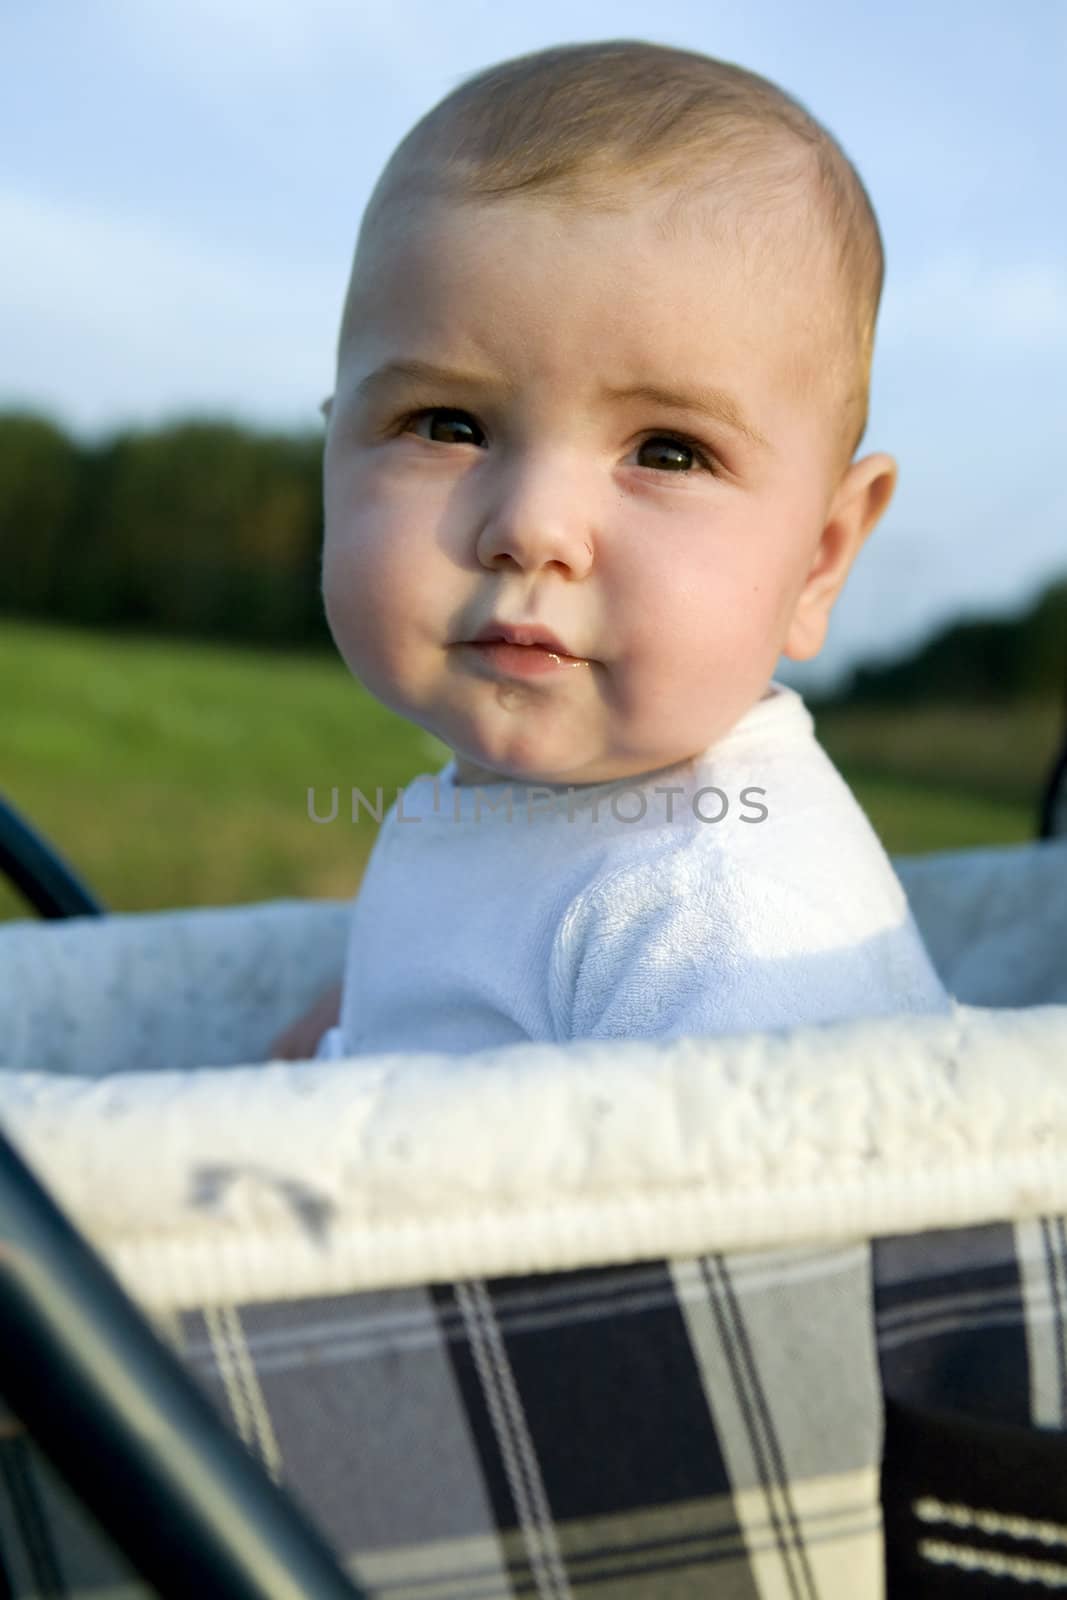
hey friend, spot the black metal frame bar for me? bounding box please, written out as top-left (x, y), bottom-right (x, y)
top-left (1039, 743), bottom-right (1067, 840)
top-left (0, 1124), bottom-right (367, 1599)
top-left (0, 793), bottom-right (104, 918)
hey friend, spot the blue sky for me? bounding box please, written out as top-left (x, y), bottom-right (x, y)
top-left (4, 0), bottom-right (1065, 693)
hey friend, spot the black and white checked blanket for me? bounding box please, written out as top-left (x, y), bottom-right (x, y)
top-left (2, 1213), bottom-right (1067, 1598)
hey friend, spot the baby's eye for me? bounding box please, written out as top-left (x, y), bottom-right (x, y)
top-left (400, 409), bottom-right (714, 475)
top-left (404, 408), bottom-right (486, 447)
top-left (635, 434), bottom-right (713, 474)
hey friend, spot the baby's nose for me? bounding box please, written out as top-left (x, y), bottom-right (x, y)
top-left (474, 470), bottom-right (594, 577)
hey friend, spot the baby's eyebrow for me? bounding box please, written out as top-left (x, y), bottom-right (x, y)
top-left (355, 359), bottom-right (771, 453)
top-left (355, 359), bottom-right (512, 405)
top-left (600, 380), bottom-right (772, 453)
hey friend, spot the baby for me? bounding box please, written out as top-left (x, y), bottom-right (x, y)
top-left (280, 37), bottom-right (950, 1060)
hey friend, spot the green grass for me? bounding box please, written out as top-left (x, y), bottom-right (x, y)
top-left (0, 619), bottom-right (449, 920)
top-left (812, 697), bottom-right (1063, 854)
top-left (0, 618), bottom-right (1060, 921)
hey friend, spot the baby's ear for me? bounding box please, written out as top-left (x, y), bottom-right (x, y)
top-left (783, 452), bottom-right (898, 662)
top-left (319, 395), bottom-right (334, 421)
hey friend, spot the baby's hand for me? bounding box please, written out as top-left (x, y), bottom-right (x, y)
top-left (267, 982), bottom-right (342, 1060)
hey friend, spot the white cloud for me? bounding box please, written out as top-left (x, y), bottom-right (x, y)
top-left (884, 252), bottom-right (1067, 349)
top-left (3, 185), bottom-right (345, 434)
top-left (105, 0), bottom-right (490, 99)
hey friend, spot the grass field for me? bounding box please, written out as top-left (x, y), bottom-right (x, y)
top-left (1, 618), bottom-right (1062, 922)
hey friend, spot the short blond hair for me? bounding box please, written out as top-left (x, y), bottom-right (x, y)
top-left (348, 39), bottom-right (885, 478)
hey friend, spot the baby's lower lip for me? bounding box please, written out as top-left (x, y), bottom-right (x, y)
top-left (462, 640), bottom-right (589, 678)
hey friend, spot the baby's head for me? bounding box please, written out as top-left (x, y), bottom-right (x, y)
top-left (322, 40), bottom-right (897, 786)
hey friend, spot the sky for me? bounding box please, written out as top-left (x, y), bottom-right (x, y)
top-left (3, 0), bottom-right (1066, 695)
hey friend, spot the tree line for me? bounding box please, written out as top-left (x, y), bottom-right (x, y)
top-left (1, 409), bottom-right (1064, 705)
top-left (0, 410), bottom-right (330, 647)
top-left (829, 577), bottom-right (1067, 708)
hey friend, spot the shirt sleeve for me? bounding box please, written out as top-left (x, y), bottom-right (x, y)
top-left (548, 841), bottom-right (950, 1043)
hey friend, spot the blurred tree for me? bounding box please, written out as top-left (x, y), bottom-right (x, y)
top-left (1021, 577), bottom-right (1067, 701)
top-left (0, 414), bottom-right (328, 647)
top-left (0, 413), bottom-right (82, 615)
top-left (837, 577), bottom-right (1067, 707)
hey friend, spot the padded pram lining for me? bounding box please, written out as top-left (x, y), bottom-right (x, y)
top-left (2, 999), bottom-right (1067, 1310)
top-left (1, 840), bottom-right (1065, 1312)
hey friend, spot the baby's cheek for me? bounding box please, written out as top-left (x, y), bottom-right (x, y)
top-left (324, 534), bottom-right (436, 714)
top-left (323, 537), bottom-right (391, 671)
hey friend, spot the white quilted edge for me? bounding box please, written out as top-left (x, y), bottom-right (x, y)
top-left (2, 998), bottom-right (1067, 1310)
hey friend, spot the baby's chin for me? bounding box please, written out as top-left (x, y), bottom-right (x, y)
top-left (450, 746), bottom-right (565, 787)
top-left (446, 727), bottom-right (584, 788)
top-left (451, 751), bottom-right (515, 787)
top-left (448, 742), bottom-right (697, 790)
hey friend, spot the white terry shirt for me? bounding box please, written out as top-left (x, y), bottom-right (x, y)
top-left (317, 680), bottom-right (951, 1059)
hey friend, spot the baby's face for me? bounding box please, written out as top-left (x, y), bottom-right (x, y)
top-left (324, 191), bottom-right (848, 785)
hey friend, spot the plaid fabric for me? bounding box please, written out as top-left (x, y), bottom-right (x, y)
top-left (877, 1216), bottom-right (1067, 1597)
top-left (3, 1215), bottom-right (1067, 1598)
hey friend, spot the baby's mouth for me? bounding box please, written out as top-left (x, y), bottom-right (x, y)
top-left (467, 620), bottom-right (581, 656)
top-left (462, 639), bottom-right (590, 677)
top-left (460, 621), bottom-right (591, 678)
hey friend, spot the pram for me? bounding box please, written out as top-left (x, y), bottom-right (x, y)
top-left (1, 746), bottom-right (1066, 1599)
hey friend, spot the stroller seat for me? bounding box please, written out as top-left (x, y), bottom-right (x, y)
top-left (1, 838), bottom-right (1066, 1598)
